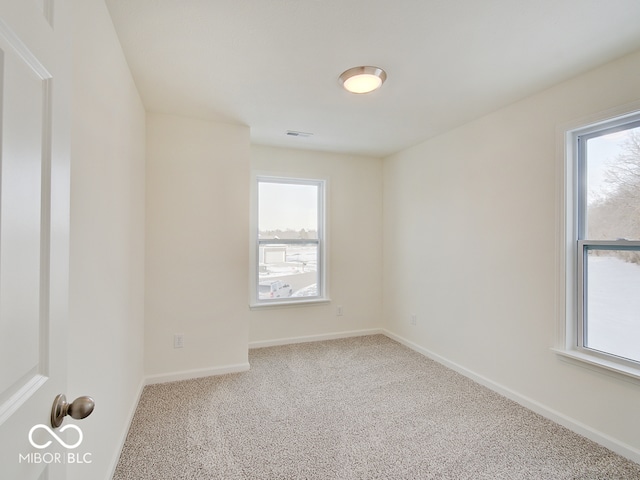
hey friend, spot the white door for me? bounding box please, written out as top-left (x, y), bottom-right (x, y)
top-left (0, 1), bottom-right (71, 479)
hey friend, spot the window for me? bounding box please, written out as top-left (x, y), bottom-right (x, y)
top-left (251, 176), bottom-right (327, 306)
top-left (561, 109), bottom-right (640, 377)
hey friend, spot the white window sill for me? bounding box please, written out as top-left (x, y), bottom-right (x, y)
top-left (552, 348), bottom-right (640, 385)
top-left (250, 297), bottom-right (331, 310)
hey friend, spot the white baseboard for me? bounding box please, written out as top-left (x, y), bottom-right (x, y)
top-left (248, 328), bottom-right (384, 349)
top-left (105, 377), bottom-right (145, 480)
top-left (144, 362), bottom-right (251, 386)
top-left (382, 329), bottom-right (640, 465)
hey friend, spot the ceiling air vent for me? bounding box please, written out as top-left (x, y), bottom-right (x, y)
top-left (286, 130), bottom-right (313, 138)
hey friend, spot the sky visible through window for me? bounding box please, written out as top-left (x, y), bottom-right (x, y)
top-left (258, 181), bottom-right (318, 231)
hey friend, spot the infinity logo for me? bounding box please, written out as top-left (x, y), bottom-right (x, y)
top-left (28, 424), bottom-right (83, 450)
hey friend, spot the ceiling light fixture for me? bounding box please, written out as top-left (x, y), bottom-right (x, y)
top-left (339, 66), bottom-right (387, 94)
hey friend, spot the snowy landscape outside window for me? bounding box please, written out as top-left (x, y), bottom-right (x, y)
top-left (573, 113), bottom-right (640, 367)
top-left (255, 177), bottom-right (325, 304)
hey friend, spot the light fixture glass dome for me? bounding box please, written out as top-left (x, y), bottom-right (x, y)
top-left (339, 66), bottom-right (387, 94)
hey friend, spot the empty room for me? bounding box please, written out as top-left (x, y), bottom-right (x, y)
top-left (1, 0), bottom-right (640, 479)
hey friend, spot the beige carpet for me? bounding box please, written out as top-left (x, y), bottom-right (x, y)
top-left (113, 335), bottom-right (640, 479)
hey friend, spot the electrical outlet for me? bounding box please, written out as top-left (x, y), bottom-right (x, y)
top-left (174, 334), bottom-right (184, 348)
top-left (410, 314), bottom-right (417, 326)
top-left (336, 305), bottom-right (344, 316)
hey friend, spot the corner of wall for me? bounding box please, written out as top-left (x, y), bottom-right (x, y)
top-left (144, 114), bottom-right (251, 379)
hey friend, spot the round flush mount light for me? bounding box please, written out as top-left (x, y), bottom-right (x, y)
top-left (339, 66), bottom-right (387, 94)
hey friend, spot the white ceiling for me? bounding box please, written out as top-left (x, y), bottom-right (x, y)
top-left (105, 0), bottom-right (640, 157)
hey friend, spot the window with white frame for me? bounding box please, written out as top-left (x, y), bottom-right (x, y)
top-left (563, 110), bottom-right (640, 375)
top-left (252, 176), bottom-right (326, 305)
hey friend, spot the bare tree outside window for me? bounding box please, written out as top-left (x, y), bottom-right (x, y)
top-left (586, 128), bottom-right (640, 263)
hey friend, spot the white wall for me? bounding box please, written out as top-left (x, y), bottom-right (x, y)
top-left (383, 50), bottom-right (640, 460)
top-left (145, 113), bottom-right (250, 381)
top-left (70, 0), bottom-right (146, 478)
top-left (249, 146), bottom-right (383, 345)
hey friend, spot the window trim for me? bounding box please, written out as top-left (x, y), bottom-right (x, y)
top-left (249, 174), bottom-right (329, 308)
top-left (556, 103), bottom-right (640, 381)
